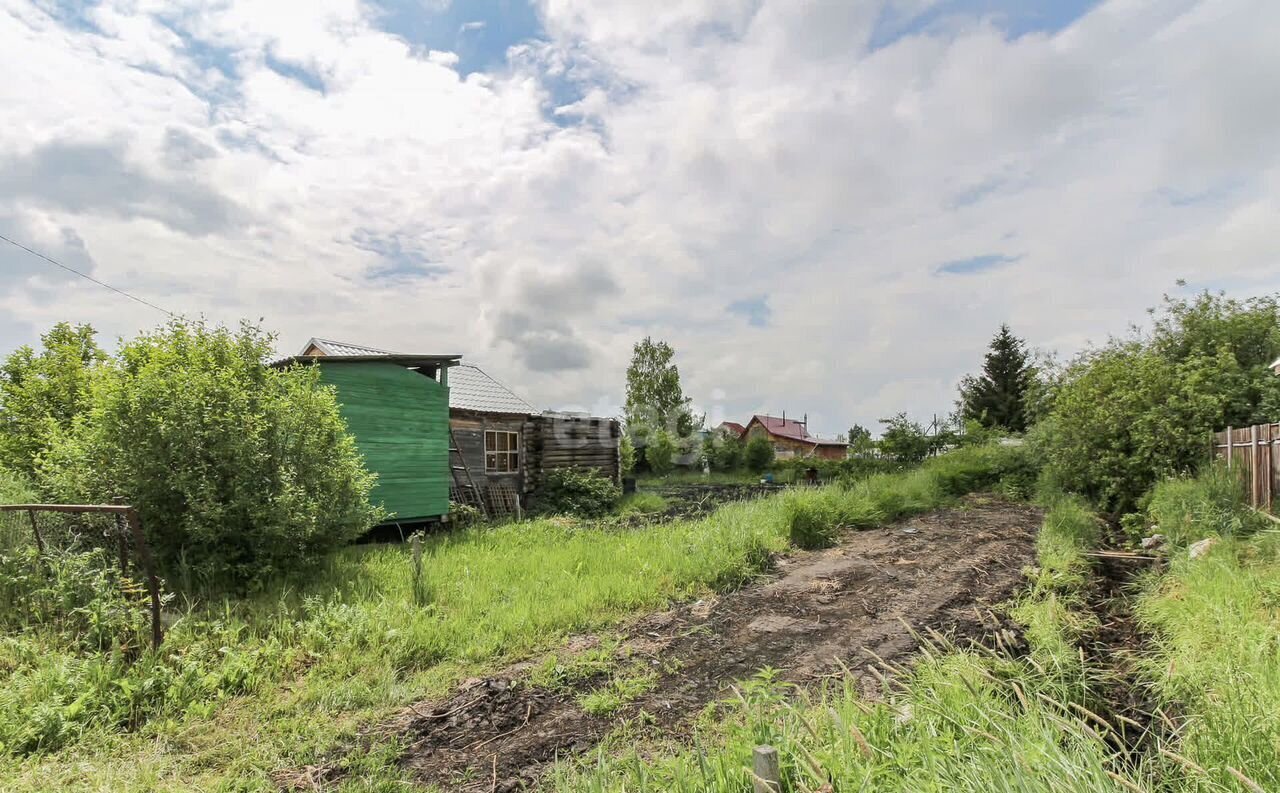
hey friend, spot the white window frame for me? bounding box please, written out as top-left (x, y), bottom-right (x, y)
top-left (484, 430), bottom-right (521, 473)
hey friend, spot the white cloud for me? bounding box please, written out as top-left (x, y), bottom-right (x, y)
top-left (1, 0), bottom-right (1279, 436)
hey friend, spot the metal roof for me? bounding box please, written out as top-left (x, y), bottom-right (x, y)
top-left (301, 338), bottom-right (392, 357)
top-left (448, 363), bottom-right (536, 415)
top-left (270, 337), bottom-right (460, 369)
top-left (748, 414), bottom-right (848, 446)
top-left (1271, 356), bottom-right (1280, 370)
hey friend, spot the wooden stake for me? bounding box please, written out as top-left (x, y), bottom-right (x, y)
top-left (752, 745), bottom-right (781, 793)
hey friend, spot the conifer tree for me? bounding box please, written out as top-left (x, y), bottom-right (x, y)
top-left (959, 324), bottom-right (1033, 432)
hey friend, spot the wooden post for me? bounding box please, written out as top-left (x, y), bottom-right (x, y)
top-left (1226, 426), bottom-right (1234, 469)
top-left (123, 509), bottom-right (164, 650)
top-left (1252, 424), bottom-right (1262, 509)
top-left (752, 745), bottom-right (781, 793)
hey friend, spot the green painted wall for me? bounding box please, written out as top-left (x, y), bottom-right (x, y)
top-left (317, 362), bottom-right (449, 521)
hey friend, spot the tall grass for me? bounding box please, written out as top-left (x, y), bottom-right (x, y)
top-left (1134, 468), bottom-right (1280, 792)
top-left (1, 445), bottom-right (1022, 791)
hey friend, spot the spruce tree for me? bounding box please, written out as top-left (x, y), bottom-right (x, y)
top-left (960, 324), bottom-right (1033, 432)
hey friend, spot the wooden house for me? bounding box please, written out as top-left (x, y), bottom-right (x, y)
top-left (284, 339), bottom-right (621, 518)
top-left (447, 363), bottom-right (536, 511)
top-left (743, 414), bottom-right (848, 460)
top-left (273, 339), bottom-right (459, 523)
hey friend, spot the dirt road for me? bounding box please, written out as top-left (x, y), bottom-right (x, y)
top-left (391, 495), bottom-right (1041, 791)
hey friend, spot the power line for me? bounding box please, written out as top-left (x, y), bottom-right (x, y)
top-left (0, 233), bottom-right (176, 318)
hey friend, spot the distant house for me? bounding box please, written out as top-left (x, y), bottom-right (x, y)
top-left (1271, 356), bottom-right (1280, 376)
top-left (743, 414), bottom-right (848, 461)
top-left (273, 338), bottom-right (459, 523)
top-left (716, 421), bottom-right (747, 438)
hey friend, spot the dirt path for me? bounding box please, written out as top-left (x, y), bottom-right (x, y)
top-left (386, 495), bottom-right (1041, 792)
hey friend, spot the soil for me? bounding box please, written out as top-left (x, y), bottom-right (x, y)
top-left (383, 494), bottom-right (1042, 792)
top-left (1081, 527), bottom-right (1167, 768)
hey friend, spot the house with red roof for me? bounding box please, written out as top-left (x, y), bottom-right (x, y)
top-left (742, 414), bottom-right (848, 460)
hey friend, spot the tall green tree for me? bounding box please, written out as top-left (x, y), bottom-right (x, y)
top-left (960, 324), bottom-right (1033, 432)
top-left (0, 323), bottom-right (105, 477)
top-left (624, 337), bottom-right (699, 436)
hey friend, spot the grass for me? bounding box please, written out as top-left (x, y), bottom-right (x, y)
top-left (614, 492), bottom-right (669, 516)
top-left (1132, 468), bottom-right (1280, 792)
top-left (0, 445), bottom-right (1024, 791)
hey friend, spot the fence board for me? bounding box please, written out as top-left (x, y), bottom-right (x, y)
top-left (1212, 423), bottom-right (1280, 513)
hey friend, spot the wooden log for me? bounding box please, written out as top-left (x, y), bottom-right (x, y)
top-left (752, 746), bottom-right (781, 793)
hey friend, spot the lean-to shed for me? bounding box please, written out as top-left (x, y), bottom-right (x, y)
top-left (274, 339), bottom-right (459, 523)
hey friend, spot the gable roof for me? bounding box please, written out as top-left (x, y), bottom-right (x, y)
top-left (448, 363), bottom-right (536, 415)
top-left (717, 421), bottom-right (746, 437)
top-left (1271, 356), bottom-right (1280, 371)
top-left (271, 337), bottom-right (459, 371)
top-left (748, 414), bottom-right (847, 447)
top-left (300, 338), bottom-right (391, 357)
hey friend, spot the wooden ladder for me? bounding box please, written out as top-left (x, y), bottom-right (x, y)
top-left (448, 427), bottom-right (489, 520)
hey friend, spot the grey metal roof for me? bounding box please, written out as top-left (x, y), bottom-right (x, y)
top-left (449, 363), bottom-right (536, 415)
top-left (302, 338), bottom-right (392, 357)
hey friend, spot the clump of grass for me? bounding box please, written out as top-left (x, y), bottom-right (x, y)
top-left (1142, 463), bottom-right (1261, 547)
top-left (614, 493), bottom-right (669, 516)
top-left (578, 664), bottom-right (657, 717)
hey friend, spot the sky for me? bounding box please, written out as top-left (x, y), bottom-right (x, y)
top-left (2, 0), bottom-right (1279, 438)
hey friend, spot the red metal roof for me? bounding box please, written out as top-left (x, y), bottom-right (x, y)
top-left (748, 415), bottom-right (847, 446)
top-left (717, 421), bottom-right (747, 437)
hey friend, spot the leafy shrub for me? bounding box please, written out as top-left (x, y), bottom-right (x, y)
top-left (0, 467), bottom-right (36, 551)
top-left (448, 501), bottom-right (484, 528)
top-left (0, 323), bottom-right (104, 478)
top-left (1036, 292), bottom-right (1280, 512)
top-left (703, 433), bottom-right (744, 471)
top-left (619, 434), bottom-right (636, 475)
top-left (532, 467), bottom-right (621, 518)
top-left (745, 435), bottom-right (775, 472)
top-left (646, 430), bottom-right (676, 474)
top-left (37, 320), bottom-right (380, 588)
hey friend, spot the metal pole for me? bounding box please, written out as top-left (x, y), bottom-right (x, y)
top-left (124, 509), bottom-right (164, 650)
top-left (26, 509), bottom-right (45, 556)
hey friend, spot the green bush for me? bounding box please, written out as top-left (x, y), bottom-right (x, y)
top-left (1036, 292), bottom-right (1280, 512)
top-left (532, 467), bottom-right (622, 518)
top-left (646, 430), bottom-right (676, 475)
top-left (744, 435), bottom-right (775, 472)
top-left (36, 320), bottom-right (380, 588)
top-left (0, 323), bottom-right (104, 478)
top-left (619, 434), bottom-right (636, 475)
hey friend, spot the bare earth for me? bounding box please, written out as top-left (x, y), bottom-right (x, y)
top-left (358, 495), bottom-right (1040, 792)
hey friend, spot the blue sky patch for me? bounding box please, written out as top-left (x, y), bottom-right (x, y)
top-left (936, 253), bottom-right (1020, 275)
top-left (869, 0), bottom-right (1101, 50)
top-left (367, 0), bottom-right (543, 75)
top-left (264, 50), bottom-right (326, 93)
top-left (728, 295), bottom-right (771, 327)
top-left (351, 229), bottom-right (450, 281)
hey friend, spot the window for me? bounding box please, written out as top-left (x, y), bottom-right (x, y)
top-left (485, 430), bottom-right (520, 473)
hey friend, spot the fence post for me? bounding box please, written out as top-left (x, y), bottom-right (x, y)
top-left (752, 745), bottom-right (781, 793)
top-left (1252, 424), bottom-right (1261, 509)
top-left (1226, 427), bottom-right (1234, 469)
top-left (123, 509), bottom-right (164, 650)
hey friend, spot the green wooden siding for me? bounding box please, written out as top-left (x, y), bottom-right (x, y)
top-left (317, 362), bottom-right (449, 521)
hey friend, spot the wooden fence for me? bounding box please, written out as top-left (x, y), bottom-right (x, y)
top-left (1212, 423), bottom-right (1280, 513)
